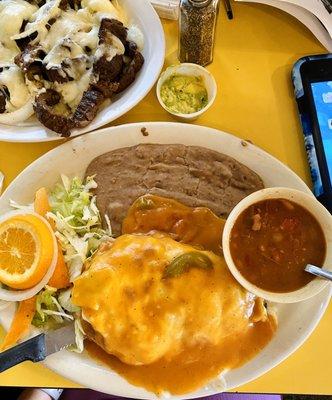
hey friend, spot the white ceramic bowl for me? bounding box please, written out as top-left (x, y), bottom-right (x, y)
top-left (222, 187), bottom-right (332, 303)
top-left (156, 63), bottom-right (217, 121)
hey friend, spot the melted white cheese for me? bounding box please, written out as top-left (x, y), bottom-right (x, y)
top-left (11, 0), bottom-right (62, 42)
top-left (43, 38), bottom-right (86, 69)
top-left (0, 45), bottom-right (16, 66)
top-left (74, 26), bottom-right (100, 52)
top-left (0, 0), bottom-right (37, 62)
top-left (0, 66), bottom-right (30, 110)
top-left (94, 34), bottom-right (125, 61)
top-left (54, 70), bottom-right (92, 109)
top-left (81, 0), bottom-right (122, 21)
top-left (127, 25), bottom-right (144, 51)
top-left (41, 9), bottom-right (92, 50)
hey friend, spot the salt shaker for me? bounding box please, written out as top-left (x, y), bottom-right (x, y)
top-left (179, 0), bottom-right (220, 66)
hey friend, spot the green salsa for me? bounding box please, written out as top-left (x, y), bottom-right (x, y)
top-left (160, 74), bottom-right (208, 114)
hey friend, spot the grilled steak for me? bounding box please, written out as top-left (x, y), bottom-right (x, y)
top-left (33, 89), bottom-right (74, 136)
top-left (72, 86), bottom-right (105, 127)
top-left (0, 90), bottom-right (6, 114)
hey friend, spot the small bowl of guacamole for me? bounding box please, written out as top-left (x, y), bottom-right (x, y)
top-left (156, 63), bottom-right (217, 121)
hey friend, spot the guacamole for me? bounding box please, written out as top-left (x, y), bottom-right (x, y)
top-left (160, 74), bottom-right (208, 114)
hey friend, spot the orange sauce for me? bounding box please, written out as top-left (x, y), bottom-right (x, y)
top-left (86, 315), bottom-right (276, 395)
top-left (123, 194), bottom-right (225, 255)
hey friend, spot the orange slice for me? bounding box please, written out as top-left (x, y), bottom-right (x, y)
top-left (0, 296), bottom-right (36, 351)
top-left (34, 187), bottom-right (70, 289)
top-left (0, 213), bottom-right (56, 290)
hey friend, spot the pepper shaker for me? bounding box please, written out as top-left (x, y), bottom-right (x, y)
top-left (179, 0), bottom-right (220, 66)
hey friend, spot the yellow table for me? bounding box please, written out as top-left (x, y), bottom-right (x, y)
top-left (0, 1), bottom-right (331, 395)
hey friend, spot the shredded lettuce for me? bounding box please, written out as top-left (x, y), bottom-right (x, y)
top-left (58, 288), bottom-right (80, 313)
top-left (73, 319), bottom-right (85, 353)
top-left (47, 175), bottom-right (111, 281)
top-left (32, 286), bottom-right (86, 352)
top-left (32, 286), bottom-right (74, 330)
top-left (9, 199), bottom-right (33, 212)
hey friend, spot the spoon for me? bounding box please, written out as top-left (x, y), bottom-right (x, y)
top-left (305, 264), bottom-right (332, 282)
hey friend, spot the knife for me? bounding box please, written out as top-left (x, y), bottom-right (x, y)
top-left (0, 324), bottom-right (76, 373)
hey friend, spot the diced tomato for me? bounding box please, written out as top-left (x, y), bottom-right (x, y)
top-left (245, 254), bottom-right (251, 267)
top-left (271, 248), bottom-right (282, 263)
top-left (280, 217), bottom-right (299, 231)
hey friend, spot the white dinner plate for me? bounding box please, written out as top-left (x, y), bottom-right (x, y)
top-left (0, 122), bottom-right (331, 399)
top-left (0, 1), bottom-right (165, 143)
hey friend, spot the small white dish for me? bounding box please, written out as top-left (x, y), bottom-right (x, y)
top-left (222, 187), bottom-right (332, 303)
top-left (156, 63), bottom-right (217, 121)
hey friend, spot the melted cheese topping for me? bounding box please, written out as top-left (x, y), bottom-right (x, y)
top-left (94, 35), bottom-right (125, 61)
top-left (127, 25), bottom-right (144, 51)
top-left (41, 9), bottom-right (93, 52)
top-left (0, 0), bottom-right (142, 116)
top-left (73, 235), bottom-right (262, 365)
top-left (20, 0), bottom-right (62, 42)
top-left (73, 234), bottom-right (276, 394)
top-left (81, 0), bottom-right (120, 16)
top-left (0, 0), bottom-right (37, 63)
top-left (0, 66), bottom-right (30, 110)
top-left (54, 71), bottom-right (91, 109)
top-left (43, 39), bottom-right (87, 70)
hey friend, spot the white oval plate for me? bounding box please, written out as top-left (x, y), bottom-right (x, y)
top-left (0, 122), bottom-right (330, 399)
top-left (0, 1), bottom-right (165, 143)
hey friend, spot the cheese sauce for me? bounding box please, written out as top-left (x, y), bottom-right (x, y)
top-left (0, 0), bottom-right (37, 60)
top-left (0, 66), bottom-right (30, 110)
top-left (75, 195), bottom-right (277, 395)
top-left (123, 194), bottom-right (225, 255)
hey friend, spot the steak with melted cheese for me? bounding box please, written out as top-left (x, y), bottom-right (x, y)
top-left (0, 0), bottom-right (144, 136)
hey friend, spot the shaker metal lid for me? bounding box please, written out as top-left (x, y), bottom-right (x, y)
top-left (188, 0), bottom-right (212, 7)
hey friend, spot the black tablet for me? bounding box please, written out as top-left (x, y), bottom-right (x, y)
top-left (292, 54), bottom-right (332, 213)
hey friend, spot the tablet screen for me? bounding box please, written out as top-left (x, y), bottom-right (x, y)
top-left (311, 81), bottom-right (332, 183)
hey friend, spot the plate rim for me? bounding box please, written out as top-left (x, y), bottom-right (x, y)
top-left (0, 122), bottom-right (331, 399)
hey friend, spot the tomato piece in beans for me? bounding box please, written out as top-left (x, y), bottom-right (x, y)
top-left (229, 198), bottom-right (326, 292)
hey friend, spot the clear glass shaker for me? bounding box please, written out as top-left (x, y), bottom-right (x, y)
top-left (178, 0), bottom-right (220, 67)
